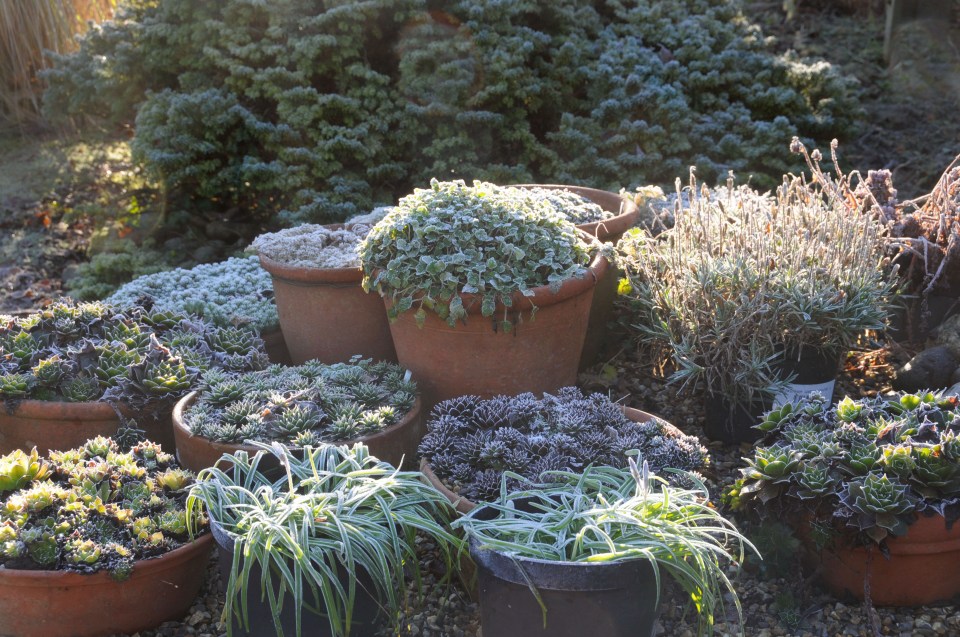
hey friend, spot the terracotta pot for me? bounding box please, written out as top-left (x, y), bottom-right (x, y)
top-left (259, 248), bottom-right (397, 365)
top-left (0, 399), bottom-right (176, 456)
top-left (385, 254), bottom-right (607, 412)
top-left (802, 514), bottom-right (960, 606)
top-left (515, 184), bottom-right (641, 369)
top-left (172, 391), bottom-right (423, 472)
top-left (0, 533), bottom-right (213, 637)
top-left (260, 326), bottom-right (292, 365)
top-left (422, 406), bottom-right (683, 512)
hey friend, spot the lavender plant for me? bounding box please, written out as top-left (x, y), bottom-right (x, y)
top-left (0, 437), bottom-right (204, 577)
top-left (418, 387), bottom-right (707, 503)
top-left (184, 359), bottom-right (417, 446)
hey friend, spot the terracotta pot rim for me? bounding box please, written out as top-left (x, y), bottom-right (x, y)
top-left (173, 389), bottom-right (422, 459)
top-left (0, 532), bottom-right (212, 586)
top-left (422, 405), bottom-right (682, 513)
top-left (258, 253), bottom-right (363, 285)
top-left (2, 398), bottom-right (128, 420)
top-left (511, 183), bottom-right (640, 241)
top-left (381, 252), bottom-right (608, 319)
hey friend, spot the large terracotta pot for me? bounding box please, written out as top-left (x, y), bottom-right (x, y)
top-left (386, 255), bottom-right (607, 412)
top-left (0, 533), bottom-right (213, 637)
top-left (804, 514), bottom-right (960, 606)
top-left (422, 406), bottom-right (682, 512)
top-left (0, 399), bottom-right (176, 456)
top-left (259, 249), bottom-right (397, 366)
top-left (172, 391), bottom-right (423, 472)
top-left (515, 185), bottom-right (640, 369)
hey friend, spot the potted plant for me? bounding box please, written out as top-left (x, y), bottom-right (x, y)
top-left (359, 179), bottom-right (607, 409)
top-left (618, 170), bottom-right (895, 442)
top-left (249, 222), bottom-right (397, 365)
top-left (794, 139), bottom-right (960, 342)
top-left (173, 357), bottom-right (421, 471)
top-left (185, 442), bottom-right (465, 637)
top-left (0, 437), bottom-right (212, 637)
top-left (108, 255), bottom-right (291, 364)
top-left (0, 300), bottom-right (268, 454)
top-left (418, 386), bottom-right (708, 511)
top-left (454, 459), bottom-right (755, 637)
top-left (726, 391), bottom-right (960, 606)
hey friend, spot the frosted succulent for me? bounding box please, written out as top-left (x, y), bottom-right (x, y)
top-left (0, 439), bottom-right (202, 575)
top-left (419, 387), bottom-right (707, 503)
top-left (183, 358), bottom-right (417, 446)
top-left (729, 391), bottom-right (960, 547)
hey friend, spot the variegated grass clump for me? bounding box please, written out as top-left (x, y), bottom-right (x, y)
top-left (186, 442), bottom-right (464, 637)
top-left (618, 167), bottom-right (895, 411)
top-left (455, 460), bottom-right (756, 637)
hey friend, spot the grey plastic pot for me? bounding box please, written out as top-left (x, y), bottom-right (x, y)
top-left (469, 536), bottom-right (658, 637)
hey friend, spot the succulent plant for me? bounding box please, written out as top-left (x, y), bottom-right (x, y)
top-left (0, 439), bottom-right (203, 576)
top-left (419, 387), bottom-right (708, 502)
top-left (183, 358), bottom-right (417, 446)
top-left (729, 391), bottom-right (960, 548)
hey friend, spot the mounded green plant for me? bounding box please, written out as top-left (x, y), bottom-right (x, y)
top-left (184, 358), bottom-right (417, 445)
top-left (0, 437), bottom-right (203, 577)
top-left (186, 442), bottom-right (465, 637)
top-left (455, 460), bottom-right (756, 637)
top-left (107, 256), bottom-right (278, 332)
top-left (0, 300), bottom-right (268, 420)
top-left (360, 179), bottom-right (596, 332)
top-left (617, 169), bottom-right (895, 412)
top-left (419, 387), bottom-right (707, 502)
top-left (43, 0), bottom-right (855, 227)
top-left (726, 391), bottom-right (960, 546)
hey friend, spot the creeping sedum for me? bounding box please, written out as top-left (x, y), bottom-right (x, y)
top-left (419, 387), bottom-right (708, 503)
top-left (0, 438), bottom-right (203, 577)
top-left (360, 179), bottom-right (595, 331)
top-left (108, 256), bottom-right (278, 331)
top-left (249, 224), bottom-right (374, 269)
top-left (185, 359), bottom-right (418, 445)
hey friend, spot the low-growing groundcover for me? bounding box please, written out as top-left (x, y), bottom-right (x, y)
top-left (44, 0), bottom-right (856, 227)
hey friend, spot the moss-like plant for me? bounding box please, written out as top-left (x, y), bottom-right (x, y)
top-left (727, 391), bottom-right (960, 547)
top-left (248, 224), bottom-right (373, 269)
top-left (184, 359), bottom-right (417, 446)
top-left (419, 387), bottom-right (707, 503)
top-left (0, 437), bottom-right (204, 577)
top-left (107, 256), bottom-right (278, 332)
top-left (0, 300), bottom-right (268, 432)
top-left (360, 179), bottom-right (596, 332)
top-left (186, 442), bottom-right (463, 637)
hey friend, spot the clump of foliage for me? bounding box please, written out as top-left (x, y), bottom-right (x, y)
top-left (66, 241), bottom-right (175, 302)
top-left (108, 256), bottom-right (278, 332)
top-left (43, 0), bottom-right (855, 227)
top-left (186, 442), bottom-right (463, 637)
top-left (726, 391), bottom-right (960, 547)
top-left (617, 168), bottom-right (894, 413)
top-left (0, 437), bottom-right (203, 577)
top-left (0, 300), bottom-right (268, 413)
top-left (249, 224), bottom-right (373, 270)
top-left (184, 358), bottom-right (417, 446)
top-left (519, 187), bottom-right (610, 224)
top-left (419, 386), bottom-right (707, 503)
top-left (455, 460), bottom-right (755, 637)
top-left (360, 179), bottom-right (595, 331)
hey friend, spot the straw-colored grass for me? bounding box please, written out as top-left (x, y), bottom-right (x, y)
top-left (0, 0), bottom-right (114, 129)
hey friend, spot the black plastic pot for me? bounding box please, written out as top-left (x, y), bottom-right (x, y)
top-left (702, 393), bottom-right (769, 444)
top-left (469, 537), bottom-right (659, 637)
top-left (773, 344), bottom-right (841, 406)
top-left (210, 520), bottom-right (383, 637)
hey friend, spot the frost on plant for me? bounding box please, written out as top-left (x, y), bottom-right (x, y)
top-left (249, 224), bottom-right (374, 269)
top-left (184, 358), bottom-right (417, 446)
top-left (108, 256), bottom-right (278, 331)
top-left (418, 387), bottom-right (708, 502)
